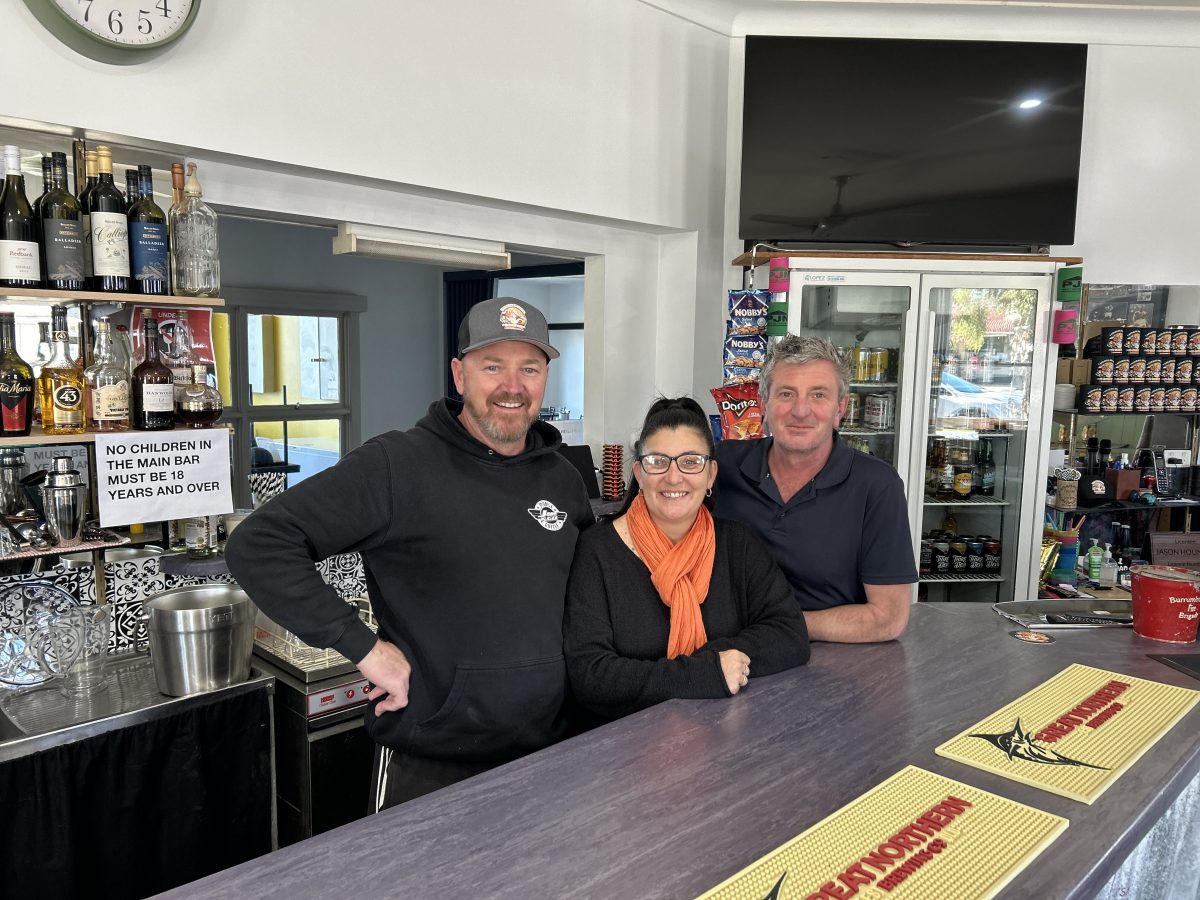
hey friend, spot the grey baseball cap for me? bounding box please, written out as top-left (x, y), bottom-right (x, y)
top-left (457, 297), bottom-right (559, 360)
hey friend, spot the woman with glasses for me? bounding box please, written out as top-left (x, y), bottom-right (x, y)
top-left (564, 397), bottom-right (810, 720)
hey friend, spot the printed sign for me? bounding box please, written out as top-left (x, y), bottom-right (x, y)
top-left (94, 428), bottom-right (232, 527)
top-left (25, 444), bottom-right (91, 486)
top-left (935, 664), bottom-right (1199, 804)
top-left (1147, 533), bottom-right (1200, 569)
top-left (698, 766), bottom-right (1066, 900)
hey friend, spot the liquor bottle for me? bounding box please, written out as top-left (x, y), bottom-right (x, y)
top-left (926, 437), bottom-right (947, 496)
top-left (170, 162), bottom-right (220, 297)
top-left (952, 443), bottom-right (974, 496)
top-left (39, 152), bottom-right (86, 291)
top-left (128, 166), bottom-right (168, 296)
top-left (184, 514), bottom-right (219, 559)
top-left (176, 363), bottom-right (222, 428)
top-left (124, 168), bottom-right (140, 204)
top-left (0, 145), bottom-right (41, 288)
top-left (37, 305), bottom-right (86, 435)
top-left (113, 322), bottom-right (134, 376)
top-left (77, 149), bottom-right (98, 284)
top-left (164, 310), bottom-right (197, 394)
top-left (32, 155), bottom-right (53, 222)
top-left (84, 317), bottom-right (130, 432)
top-left (170, 163), bottom-right (185, 209)
top-left (0, 312), bottom-right (34, 436)
top-left (87, 145), bottom-right (130, 292)
top-left (130, 315), bottom-right (175, 430)
top-left (977, 438), bottom-right (996, 496)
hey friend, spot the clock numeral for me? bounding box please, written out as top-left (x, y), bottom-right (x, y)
top-left (138, 9), bottom-right (153, 33)
top-left (78, 0), bottom-right (94, 23)
top-left (157, 0), bottom-right (171, 16)
top-left (107, 8), bottom-right (123, 34)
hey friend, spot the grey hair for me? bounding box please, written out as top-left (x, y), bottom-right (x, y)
top-left (758, 335), bottom-right (852, 401)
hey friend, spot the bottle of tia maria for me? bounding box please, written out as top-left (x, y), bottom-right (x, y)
top-left (87, 145), bottom-right (130, 292)
top-left (0, 312), bottom-right (34, 436)
top-left (37, 305), bottom-right (86, 435)
top-left (0, 145), bottom-right (41, 288)
top-left (128, 165), bottom-right (168, 295)
top-left (77, 149), bottom-right (97, 285)
top-left (39, 152), bottom-right (86, 291)
top-left (131, 315), bottom-right (175, 430)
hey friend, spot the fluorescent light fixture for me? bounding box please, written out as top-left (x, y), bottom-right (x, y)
top-left (1018, 98), bottom-right (1043, 110)
top-left (332, 222), bottom-right (511, 269)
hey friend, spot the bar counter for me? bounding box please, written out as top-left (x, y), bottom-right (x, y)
top-left (160, 603), bottom-right (1200, 899)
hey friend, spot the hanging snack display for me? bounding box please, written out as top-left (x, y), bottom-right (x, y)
top-left (710, 382), bottom-right (764, 441)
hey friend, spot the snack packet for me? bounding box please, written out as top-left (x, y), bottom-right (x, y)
top-left (710, 382), bottom-right (764, 440)
top-left (723, 327), bottom-right (768, 368)
top-left (727, 290), bottom-right (770, 335)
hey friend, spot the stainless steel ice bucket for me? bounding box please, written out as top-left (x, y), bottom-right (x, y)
top-left (145, 585), bottom-right (255, 696)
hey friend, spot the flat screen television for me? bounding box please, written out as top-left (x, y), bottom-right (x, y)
top-left (740, 37), bottom-right (1088, 248)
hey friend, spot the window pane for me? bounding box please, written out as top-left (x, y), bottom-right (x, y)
top-left (212, 311), bottom-right (232, 400)
top-left (248, 313), bottom-right (341, 406)
top-left (250, 419), bottom-right (342, 495)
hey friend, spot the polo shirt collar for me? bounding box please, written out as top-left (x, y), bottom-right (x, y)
top-left (739, 432), bottom-right (855, 491)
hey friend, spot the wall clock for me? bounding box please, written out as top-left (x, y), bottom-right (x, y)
top-left (24, 0), bottom-right (201, 65)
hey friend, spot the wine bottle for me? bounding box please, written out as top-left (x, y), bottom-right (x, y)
top-left (84, 317), bottom-right (130, 432)
top-left (128, 165), bottom-right (168, 296)
top-left (32, 155), bottom-right (53, 223)
top-left (124, 168), bottom-right (141, 204)
top-left (0, 312), bottom-right (34, 437)
top-left (131, 315), bottom-right (174, 430)
top-left (37, 305), bottom-right (86, 435)
top-left (170, 162), bottom-right (220, 297)
top-left (77, 149), bottom-right (98, 285)
top-left (39, 152), bottom-right (86, 291)
top-left (0, 145), bottom-right (41, 288)
top-left (87, 145), bottom-right (130, 293)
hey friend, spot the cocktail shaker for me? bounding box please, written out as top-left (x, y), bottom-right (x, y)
top-left (41, 456), bottom-right (86, 547)
top-left (0, 448), bottom-right (27, 516)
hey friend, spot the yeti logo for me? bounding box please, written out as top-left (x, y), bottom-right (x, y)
top-left (528, 500), bottom-right (567, 531)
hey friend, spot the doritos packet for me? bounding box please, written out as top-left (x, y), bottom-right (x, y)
top-left (723, 328), bottom-right (768, 367)
top-left (711, 382), bottom-right (764, 440)
top-left (727, 290), bottom-right (769, 335)
top-left (723, 365), bottom-right (760, 385)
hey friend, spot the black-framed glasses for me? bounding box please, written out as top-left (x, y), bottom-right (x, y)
top-left (637, 452), bottom-right (711, 475)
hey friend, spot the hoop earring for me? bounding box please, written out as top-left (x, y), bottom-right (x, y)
top-left (705, 488), bottom-right (713, 498)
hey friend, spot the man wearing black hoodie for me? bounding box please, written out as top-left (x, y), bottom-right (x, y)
top-left (225, 298), bottom-right (593, 810)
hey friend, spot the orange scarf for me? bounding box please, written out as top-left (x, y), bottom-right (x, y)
top-left (626, 493), bottom-right (716, 659)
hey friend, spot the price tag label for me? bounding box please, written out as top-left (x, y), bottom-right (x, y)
top-left (95, 428), bottom-right (232, 527)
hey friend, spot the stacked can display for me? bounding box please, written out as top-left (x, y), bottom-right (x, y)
top-left (602, 444), bottom-right (625, 501)
top-left (1078, 325), bottom-right (1200, 414)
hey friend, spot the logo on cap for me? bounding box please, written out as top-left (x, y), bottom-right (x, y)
top-left (499, 303), bottom-right (528, 333)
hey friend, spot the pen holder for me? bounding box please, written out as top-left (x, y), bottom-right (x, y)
top-left (1053, 477), bottom-right (1079, 510)
top-left (1047, 532), bottom-right (1079, 586)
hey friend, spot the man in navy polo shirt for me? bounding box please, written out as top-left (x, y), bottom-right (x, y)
top-left (715, 335), bottom-right (916, 642)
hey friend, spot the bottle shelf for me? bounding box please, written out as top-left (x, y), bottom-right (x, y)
top-left (923, 495), bottom-right (1011, 507)
top-left (920, 573), bottom-right (1005, 583)
top-left (0, 426), bottom-right (217, 448)
top-left (930, 429), bottom-right (1013, 440)
top-left (840, 427), bottom-right (895, 437)
top-left (849, 381), bottom-right (898, 389)
top-left (0, 287), bottom-right (223, 308)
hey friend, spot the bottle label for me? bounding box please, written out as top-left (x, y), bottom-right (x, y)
top-left (0, 240), bottom-right (40, 281)
top-left (92, 381), bottom-right (130, 420)
top-left (185, 515), bottom-right (217, 550)
top-left (90, 211), bottom-right (130, 277)
top-left (953, 470), bottom-right (973, 495)
top-left (42, 220), bottom-right (86, 283)
top-left (52, 381), bottom-right (84, 426)
top-left (0, 379), bottom-right (32, 431)
top-left (129, 221), bottom-right (169, 283)
top-left (140, 382), bottom-right (175, 412)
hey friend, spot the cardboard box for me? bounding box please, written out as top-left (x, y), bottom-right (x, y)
top-left (1105, 469), bottom-right (1140, 501)
top-left (1056, 359), bottom-right (1074, 384)
top-left (1072, 359), bottom-right (1092, 386)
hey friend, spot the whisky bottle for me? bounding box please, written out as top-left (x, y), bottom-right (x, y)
top-left (176, 364), bottom-right (222, 428)
top-left (84, 317), bottom-right (130, 432)
top-left (37, 305), bottom-right (86, 435)
top-left (130, 315), bottom-right (175, 430)
top-left (0, 312), bottom-right (34, 437)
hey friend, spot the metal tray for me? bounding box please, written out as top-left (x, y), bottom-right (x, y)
top-left (993, 598), bottom-right (1133, 629)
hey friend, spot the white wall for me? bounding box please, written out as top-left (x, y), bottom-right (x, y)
top-left (0, 0), bottom-right (731, 453)
top-left (495, 277), bottom-right (586, 417)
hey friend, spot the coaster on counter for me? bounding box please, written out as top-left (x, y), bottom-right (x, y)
top-left (698, 765), bottom-right (1067, 900)
top-left (935, 663), bottom-right (1200, 804)
top-left (1010, 630), bottom-right (1056, 644)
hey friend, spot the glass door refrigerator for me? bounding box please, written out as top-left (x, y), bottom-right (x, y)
top-left (911, 274), bottom-right (1055, 603)
top-left (786, 268), bottom-right (922, 519)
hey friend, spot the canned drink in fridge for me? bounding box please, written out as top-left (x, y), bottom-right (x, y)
top-left (843, 391), bottom-right (861, 427)
top-left (853, 347), bottom-right (871, 383)
top-left (868, 348), bottom-right (889, 383)
top-left (864, 393), bottom-right (887, 429)
top-left (983, 539), bottom-right (1002, 573)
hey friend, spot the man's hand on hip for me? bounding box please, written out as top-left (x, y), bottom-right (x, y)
top-left (359, 639), bottom-right (412, 716)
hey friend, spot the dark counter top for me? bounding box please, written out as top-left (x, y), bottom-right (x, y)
top-left (159, 603), bottom-right (1200, 900)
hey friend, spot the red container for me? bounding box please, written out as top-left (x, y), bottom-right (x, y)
top-left (1130, 565), bottom-right (1200, 643)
